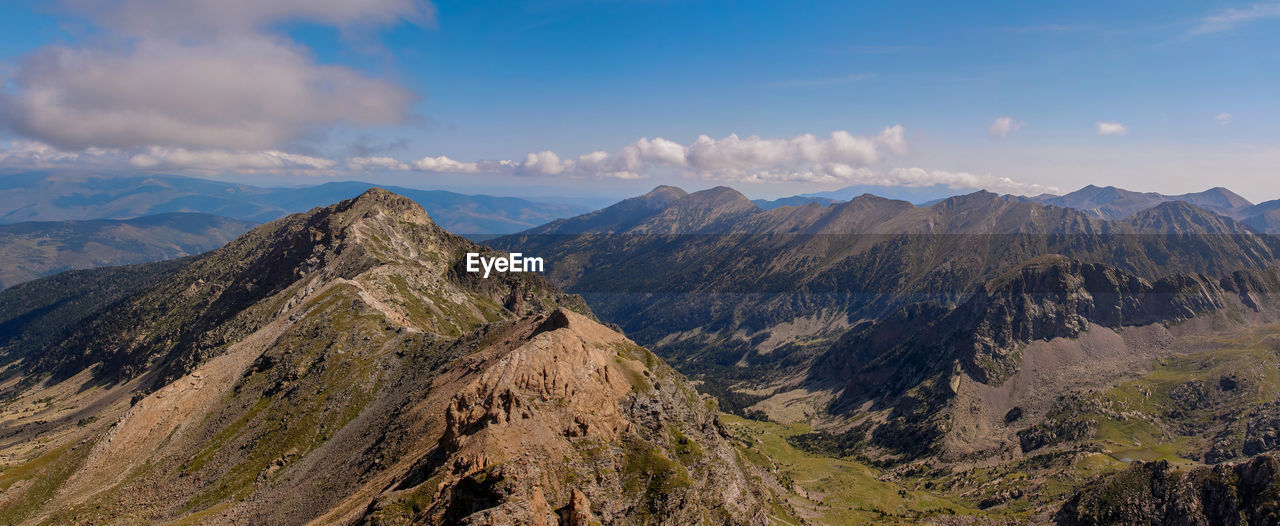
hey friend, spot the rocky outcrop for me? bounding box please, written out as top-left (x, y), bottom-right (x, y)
top-left (369, 309), bottom-right (769, 525)
top-left (1056, 455), bottom-right (1280, 525)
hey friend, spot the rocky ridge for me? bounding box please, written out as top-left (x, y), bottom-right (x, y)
top-left (0, 188), bottom-right (770, 524)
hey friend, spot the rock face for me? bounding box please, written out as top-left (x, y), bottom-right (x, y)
top-left (818, 255), bottom-right (1268, 398)
top-left (811, 255), bottom-right (1280, 460)
top-left (0, 188), bottom-right (768, 525)
top-left (1056, 455), bottom-right (1280, 525)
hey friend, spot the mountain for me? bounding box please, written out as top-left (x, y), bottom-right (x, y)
top-left (1240, 198), bottom-right (1280, 234)
top-left (8, 185), bottom-right (1280, 521)
top-left (253, 180), bottom-right (593, 236)
top-left (0, 189), bottom-right (769, 524)
top-left (0, 258), bottom-right (190, 362)
top-left (488, 184), bottom-right (1280, 517)
top-left (801, 183), bottom-right (979, 204)
top-left (1027, 185), bottom-right (1255, 220)
top-left (493, 188), bottom-right (1278, 387)
top-left (0, 213), bottom-right (255, 289)
top-left (752, 196), bottom-right (839, 210)
top-left (0, 172), bottom-right (590, 236)
top-left (0, 171), bottom-right (275, 222)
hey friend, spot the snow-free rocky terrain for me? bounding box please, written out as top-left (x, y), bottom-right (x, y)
top-left (0, 189), bottom-right (769, 524)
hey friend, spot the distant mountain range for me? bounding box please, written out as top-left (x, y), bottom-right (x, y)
top-left (751, 195), bottom-right (839, 209)
top-left (800, 183), bottom-right (981, 204)
top-left (0, 213), bottom-right (255, 289)
top-left (0, 172), bottom-right (590, 236)
top-left (1021, 184), bottom-right (1256, 220)
top-left (761, 183), bottom-right (1280, 234)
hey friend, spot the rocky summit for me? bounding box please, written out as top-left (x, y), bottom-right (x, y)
top-left (0, 189), bottom-right (769, 525)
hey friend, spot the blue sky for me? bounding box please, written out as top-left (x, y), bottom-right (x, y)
top-left (0, 1), bottom-right (1278, 201)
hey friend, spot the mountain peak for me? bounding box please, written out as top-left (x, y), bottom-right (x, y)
top-left (27, 188), bottom-right (562, 384)
top-left (1180, 186), bottom-right (1253, 210)
top-left (643, 184), bottom-right (688, 198)
top-left (630, 185), bottom-right (689, 209)
top-left (684, 185), bottom-right (752, 204)
top-left (343, 187), bottom-right (432, 220)
top-left (931, 189), bottom-right (1001, 209)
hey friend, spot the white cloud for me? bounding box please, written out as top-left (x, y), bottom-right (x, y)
top-left (0, 136), bottom-right (1053, 194)
top-left (339, 127), bottom-right (910, 181)
top-left (565, 127), bottom-right (907, 180)
top-left (1096, 121), bottom-right (1127, 135)
top-left (520, 150), bottom-right (570, 175)
top-left (348, 156), bottom-right (411, 171)
top-left (883, 167), bottom-right (1058, 196)
top-left (0, 140), bottom-right (120, 167)
top-left (876, 125), bottom-right (909, 156)
top-left (1216, 112), bottom-right (1233, 125)
top-left (411, 155), bottom-right (481, 173)
top-left (693, 164), bottom-right (1056, 195)
top-left (129, 146), bottom-right (336, 172)
top-left (988, 116), bottom-right (1024, 138)
top-left (0, 1), bottom-right (425, 152)
top-left (1190, 3), bottom-right (1280, 35)
top-left (684, 127), bottom-right (904, 173)
top-left (0, 139), bottom-right (339, 174)
top-left (1, 37), bottom-right (417, 151)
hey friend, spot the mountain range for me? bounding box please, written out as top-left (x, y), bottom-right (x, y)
top-left (1023, 185), bottom-right (1257, 220)
top-left (484, 182), bottom-right (1280, 520)
top-left (800, 183), bottom-right (982, 204)
top-left (9, 183), bottom-right (1280, 522)
top-left (0, 172), bottom-right (590, 236)
top-left (779, 183), bottom-right (1280, 234)
top-left (493, 186), bottom-right (1277, 371)
top-left (0, 213), bottom-right (255, 289)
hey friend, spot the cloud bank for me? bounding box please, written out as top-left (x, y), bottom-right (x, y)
top-left (0, 140), bottom-right (338, 174)
top-left (368, 126), bottom-right (911, 183)
top-left (0, 127), bottom-right (1055, 196)
top-left (2, 38), bottom-right (418, 151)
